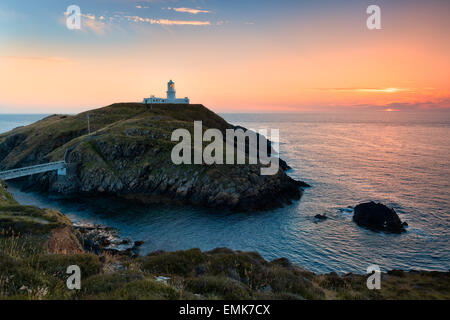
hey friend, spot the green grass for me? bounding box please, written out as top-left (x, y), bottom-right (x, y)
top-left (141, 248), bottom-right (205, 276)
top-left (0, 181), bottom-right (17, 206)
top-left (0, 103), bottom-right (231, 169)
top-left (0, 205), bottom-right (70, 235)
top-left (184, 276), bottom-right (251, 300)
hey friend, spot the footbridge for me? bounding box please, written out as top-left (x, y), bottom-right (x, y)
top-left (0, 161), bottom-right (67, 181)
top-left (0, 135), bottom-right (94, 182)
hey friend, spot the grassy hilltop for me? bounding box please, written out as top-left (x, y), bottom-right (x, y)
top-left (1, 182), bottom-right (449, 300)
top-left (0, 103), bottom-right (304, 211)
top-left (0, 103), bottom-right (229, 169)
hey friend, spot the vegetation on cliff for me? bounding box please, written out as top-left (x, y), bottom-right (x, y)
top-left (0, 103), bottom-right (305, 210)
top-left (0, 182), bottom-right (448, 300)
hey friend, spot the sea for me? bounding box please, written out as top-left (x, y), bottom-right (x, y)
top-left (1, 111), bottom-right (449, 274)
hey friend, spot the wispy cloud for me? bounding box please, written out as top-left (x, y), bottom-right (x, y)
top-left (169, 7), bottom-right (210, 14)
top-left (380, 98), bottom-right (450, 110)
top-left (61, 10), bottom-right (211, 34)
top-left (62, 11), bottom-right (110, 35)
top-left (345, 97), bottom-right (450, 111)
top-left (317, 87), bottom-right (414, 93)
top-left (125, 15), bottom-right (211, 26)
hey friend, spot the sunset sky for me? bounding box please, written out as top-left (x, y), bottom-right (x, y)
top-left (1, 0), bottom-right (449, 113)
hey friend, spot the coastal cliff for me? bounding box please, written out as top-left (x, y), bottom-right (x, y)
top-left (0, 103), bottom-right (306, 211)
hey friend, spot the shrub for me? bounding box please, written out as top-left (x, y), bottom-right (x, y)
top-left (184, 276), bottom-right (250, 300)
top-left (0, 253), bottom-right (55, 298)
top-left (205, 251), bottom-right (267, 289)
top-left (142, 249), bottom-right (204, 276)
top-left (266, 266), bottom-right (324, 299)
top-left (35, 253), bottom-right (102, 280)
top-left (80, 271), bottom-right (144, 297)
top-left (90, 279), bottom-right (180, 300)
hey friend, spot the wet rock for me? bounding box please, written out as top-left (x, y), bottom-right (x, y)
top-left (134, 240), bottom-right (145, 247)
top-left (353, 201), bottom-right (407, 234)
top-left (120, 238), bottom-right (131, 245)
top-left (75, 223), bottom-right (137, 254)
top-left (314, 213), bottom-right (328, 221)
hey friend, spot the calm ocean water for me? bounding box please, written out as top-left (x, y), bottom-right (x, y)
top-left (2, 111), bottom-right (450, 274)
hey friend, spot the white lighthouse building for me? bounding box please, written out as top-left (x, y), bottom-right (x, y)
top-left (143, 80), bottom-right (190, 104)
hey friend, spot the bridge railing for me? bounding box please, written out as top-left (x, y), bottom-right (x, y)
top-left (0, 161), bottom-right (66, 181)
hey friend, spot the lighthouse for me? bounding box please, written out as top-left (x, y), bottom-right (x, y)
top-left (143, 80), bottom-right (190, 104)
top-left (167, 80), bottom-right (176, 101)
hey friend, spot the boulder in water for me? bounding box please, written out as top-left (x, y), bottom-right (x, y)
top-left (353, 201), bottom-right (407, 234)
top-left (314, 213), bottom-right (328, 221)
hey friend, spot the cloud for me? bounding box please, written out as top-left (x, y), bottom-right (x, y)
top-left (125, 15), bottom-right (210, 26)
top-left (62, 11), bottom-right (112, 35)
top-left (380, 98), bottom-right (450, 110)
top-left (60, 10), bottom-right (211, 35)
top-left (346, 97), bottom-right (450, 111)
top-left (320, 87), bottom-right (413, 93)
top-left (169, 7), bottom-right (210, 14)
top-left (82, 17), bottom-right (109, 35)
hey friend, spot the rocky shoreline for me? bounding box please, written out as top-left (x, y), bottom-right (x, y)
top-left (74, 223), bottom-right (147, 258)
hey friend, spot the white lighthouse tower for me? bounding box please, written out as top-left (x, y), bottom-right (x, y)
top-left (167, 80), bottom-right (176, 101)
top-left (143, 80), bottom-right (190, 104)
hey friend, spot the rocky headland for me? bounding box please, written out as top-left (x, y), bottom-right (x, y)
top-left (0, 103), bottom-right (308, 211)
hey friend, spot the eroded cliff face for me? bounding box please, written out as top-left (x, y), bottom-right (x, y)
top-left (0, 103), bottom-right (307, 211)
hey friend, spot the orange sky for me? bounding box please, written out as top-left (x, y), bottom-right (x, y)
top-left (0, 1), bottom-right (449, 113)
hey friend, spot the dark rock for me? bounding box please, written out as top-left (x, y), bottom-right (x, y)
top-left (353, 201), bottom-right (406, 234)
top-left (75, 223), bottom-right (138, 255)
top-left (298, 181), bottom-right (311, 188)
top-left (120, 238), bottom-right (131, 245)
top-left (134, 240), bottom-right (145, 247)
top-left (314, 213), bottom-right (328, 220)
